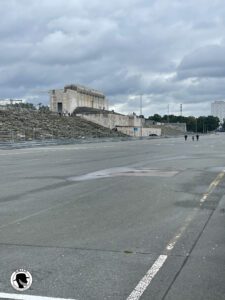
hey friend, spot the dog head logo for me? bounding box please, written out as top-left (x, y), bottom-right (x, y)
top-left (11, 269), bottom-right (32, 291)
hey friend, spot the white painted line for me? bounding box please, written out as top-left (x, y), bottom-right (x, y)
top-left (0, 151), bottom-right (39, 156)
top-left (167, 171), bottom-right (225, 251)
top-left (200, 194), bottom-right (207, 203)
top-left (0, 292), bottom-right (76, 300)
top-left (199, 171), bottom-right (225, 206)
top-left (126, 255), bottom-right (167, 300)
top-left (0, 145), bottom-right (113, 156)
top-left (165, 209), bottom-right (198, 252)
top-left (126, 170), bottom-right (225, 300)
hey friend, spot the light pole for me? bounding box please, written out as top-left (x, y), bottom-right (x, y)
top-left (140, 94), bottom-right (143, 137)
top-left (130, 92), bottom-right (144, 137)
top-left (167, 104), bottom-right (170, 123)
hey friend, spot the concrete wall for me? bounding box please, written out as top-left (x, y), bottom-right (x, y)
top-left (117, 126), bottom-right (161, 137)
top-left (76, 112), bottom-right (142, 129)
top-left (76, 112), bottom-right (161, 137)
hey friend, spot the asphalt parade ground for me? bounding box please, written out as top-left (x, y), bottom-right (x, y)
top-left (0, 134), bottom-right (225, 300)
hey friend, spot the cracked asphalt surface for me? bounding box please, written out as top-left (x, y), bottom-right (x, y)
top-left (0, 134), bottom-right (225, 299)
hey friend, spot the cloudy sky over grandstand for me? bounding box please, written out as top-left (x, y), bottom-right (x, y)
top-left (1, 0), bottom-right (225, 116)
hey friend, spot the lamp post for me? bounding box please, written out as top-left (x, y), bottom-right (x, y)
top-left (167, 104), bottom-right (170, 123)
top-left (130, 92), bottom-right (143, 138)
top-left (140, 94), bottom-right (143, 137)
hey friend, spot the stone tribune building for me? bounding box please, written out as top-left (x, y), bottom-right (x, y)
top-left (50, 84), bottom-right (108, 114)
top-left (49, 83), bottom-right (185, 137)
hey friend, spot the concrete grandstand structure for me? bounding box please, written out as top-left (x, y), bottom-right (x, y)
top-left (49, 84), bottom-right (186, 137)
top-left (50, 84), bottom-right (108, 115)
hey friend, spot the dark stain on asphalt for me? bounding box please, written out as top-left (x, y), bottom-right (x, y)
top-left (0, 181), bottom-right (76, 203)
top-left (124, 250), bottom-right (133, 254)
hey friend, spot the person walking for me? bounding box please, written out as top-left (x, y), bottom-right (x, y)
top-left (192, 135), bottom-right (195, 141)
top-left (196, 134), bottom-right (199, 141)
top-left (184, 134), bottom-right (188, 141)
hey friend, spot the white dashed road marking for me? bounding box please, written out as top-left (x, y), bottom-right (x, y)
top-left (126, 255), bottom-right (167, 300)
top-left (0, 293), bottom-right (76, 300)
top-left (126, 170), bottom-right (225, 300)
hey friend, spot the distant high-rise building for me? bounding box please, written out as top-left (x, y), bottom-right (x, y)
top-left (211, 101), bottom-right (225, 123)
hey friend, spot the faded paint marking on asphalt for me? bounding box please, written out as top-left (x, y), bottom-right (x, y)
top-left (126, 170), bottom-right (225, 300)
top-left (0, 145), bottom-right (113, 156)
top-left (0, 184), bottom-right (117, 231)
top-left (68, 168), bottom-right (179, 181)
top-left (0, 292), bottom-right (76, 300)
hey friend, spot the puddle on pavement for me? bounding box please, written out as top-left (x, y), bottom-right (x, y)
top-left (68, 167), bottom-right (179, 182)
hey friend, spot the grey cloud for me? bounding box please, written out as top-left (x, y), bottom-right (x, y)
top-left (0, 42), bottom-right (32, 65)
top-left (91, 69), bottom-right (144, 96)
top-left (177, 45), bottom-right (225, 79)
top-left (1, 0), bottom-right (225, 116)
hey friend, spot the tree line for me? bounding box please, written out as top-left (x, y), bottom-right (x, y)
top-left (148, 114), bottom-right (220, 133)
top-left (6, 102), bottom-right (50, 112)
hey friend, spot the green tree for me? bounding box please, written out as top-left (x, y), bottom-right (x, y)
top-left (186, 116), bottom-right (196, 132)
top-left (147, 113), bottom-right (220, 133)
top-left (205, 115), bottom-right (220, 131)
top-left (148, 114), bottom-right (162, 122)
top-left (196, 116), bottom-right (219, 133)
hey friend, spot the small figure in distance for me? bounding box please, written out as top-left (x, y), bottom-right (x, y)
top-left (196, 134), bottom-right (199, 141)
top-left (184, 134), bottom-right (188, 141)
top-left (192, 135), bottom-right (195, 141)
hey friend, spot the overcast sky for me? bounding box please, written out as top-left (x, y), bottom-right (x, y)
top-left (1, 0), bottom-right (225, 117)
